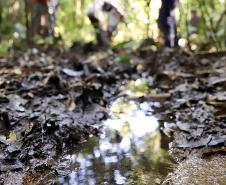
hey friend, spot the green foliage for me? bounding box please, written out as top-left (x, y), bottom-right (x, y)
top-left (57, 0), bottom-right (94, 45)
top-left (114, 54), bottom-right (131, 64)
top-left (0, 40), bottom-right (9, 55)
top-left (179, 0), bottom-right (226, 51)
top-left (113, 40), bottom-right (141, 50)
top-left (125, 79), bottom-right (149, 96)
top-left (0, 0), bottom-right (226, 51)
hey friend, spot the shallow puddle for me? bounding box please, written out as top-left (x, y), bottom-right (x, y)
top-left (57, 80), bottom-right (174, 185)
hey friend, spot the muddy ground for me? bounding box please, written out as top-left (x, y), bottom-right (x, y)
top-left (0, 45), bottom-right (225, 184)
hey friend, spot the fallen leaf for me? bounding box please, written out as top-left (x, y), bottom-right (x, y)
top-left (65, 96), bottom-right (76, 112)
top-left (62, 68), bottom-right (83, 77)
top-left (8, 132), bottom-right (17, 141)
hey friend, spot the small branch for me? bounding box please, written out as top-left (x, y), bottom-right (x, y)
top-left (215, 9), bottom-right (226, 33)
top-left (126, 93), bottom-right (171, 102)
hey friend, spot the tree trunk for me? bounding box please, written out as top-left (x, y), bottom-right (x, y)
top-left (24, 0), bottom-right (30, 43)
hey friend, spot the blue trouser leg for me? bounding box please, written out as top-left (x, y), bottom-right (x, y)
top-left (158, 0), bottom-right (177, 47)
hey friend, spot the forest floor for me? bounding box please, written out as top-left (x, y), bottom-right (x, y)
top-left (0, 44), bottom-right (225, 184)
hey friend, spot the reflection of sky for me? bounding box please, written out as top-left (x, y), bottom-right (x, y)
top-left (58, 97), bottom-right (159, 185)
top-left (104, 101), bottom-right (159, 153)
top-left (106, 111), bottom-right (158, 137)
top-left (59, 80), bottom-right (170, 185)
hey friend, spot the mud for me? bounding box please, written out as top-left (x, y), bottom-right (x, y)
top-left (164, 155), bottom-right (226, 185)
top-left (0, 45), bottom-right (226, 184)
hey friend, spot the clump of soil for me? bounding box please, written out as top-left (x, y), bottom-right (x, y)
top-left (164, 155), bottom-right (226, 185)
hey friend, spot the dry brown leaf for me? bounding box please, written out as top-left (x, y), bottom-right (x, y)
top-left (65, 96), bottom-right (76, 112)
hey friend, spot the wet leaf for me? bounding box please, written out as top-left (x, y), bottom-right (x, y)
top-left (0, 159), bottom-right (23, 172)
top-left (176, 135), bottom-right (226, 148)
top-left (0, 97), bottom-right (9, 103)
top-left (13, 68), bottom-right (22, 75)
top-left (61, 68), bottom-right (83, 77)
top-left (162, 70), bottom-right (194, 80)
top-left (213, 92), bottom-right (226, 101)
top-left (8, 132), bottom-right (17, 141)
top-left (208, 76), bottom-right (226, 86)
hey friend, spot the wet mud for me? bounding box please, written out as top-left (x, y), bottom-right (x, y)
top-left (0, 46), bottom-right (226, 184)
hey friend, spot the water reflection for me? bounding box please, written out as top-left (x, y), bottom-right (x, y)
top-left (58, 80), bottom-right (173, 185)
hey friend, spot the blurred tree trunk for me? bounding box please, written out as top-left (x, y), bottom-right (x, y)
top-left (24, 0), bottom-right (30, 43)
top-left (0, 0), bottom-right (2, 26)
top-left (0, 0), bottom-right (2, 42)
top-left (225, 0), bottom-right (226, 48)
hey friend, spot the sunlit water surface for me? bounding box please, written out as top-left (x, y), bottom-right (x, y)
top-left (57, 80), bottom-right (173, 185)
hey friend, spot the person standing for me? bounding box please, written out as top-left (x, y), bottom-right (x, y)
top-left (158, 0), bottom-right (178, 48)
top-left (189, 9), bottom-right (200, 34)
top-left (30, 0), bottom-right (49, 37)
top-left (87, 0), bottom-right (124, 47)
top-left (48, 0), bottom-right (59, 35)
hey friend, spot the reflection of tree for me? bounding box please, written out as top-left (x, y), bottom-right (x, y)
top-left (160, 129), bottom-right (170, 150)
top-left (125, 167), bottom-right (148, 185)
top-left (62, 126), bottom-right (172, 184)
top-left (60, 85), bottom-right (173, 184)
top-left (126, 130), bottom-right (173, 181)
top-left (125, 79), bottom-right (149, 97)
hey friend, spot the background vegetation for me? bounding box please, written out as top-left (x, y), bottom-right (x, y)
top-left (0, 0), bottom-right (226, 53)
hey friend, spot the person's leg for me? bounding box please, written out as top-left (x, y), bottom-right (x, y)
top-left (49, 12), bottom-right (56, 35)
top-left (39, 3), bottom-right (49, 36)
top-left (167, 14), bottom-right (177, 47)
top-left (31, 3), bottom-right (49, 36)
top-left (88, 14), bottom-right (109, 47)
top-left (31, 3), bottom-right (41, 36)
top-left (158, 0), bottom-right (177, 48)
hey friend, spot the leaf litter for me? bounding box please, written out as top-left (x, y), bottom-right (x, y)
top-left (0, 47), bottom-right (137, 184)
top-left (140, 50), bottom-right (226, 153)
top-left (0, 46), bottom-right (226, 184)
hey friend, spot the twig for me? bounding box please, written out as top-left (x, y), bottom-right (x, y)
top-left (126, 93), bottom-right (171, 102)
